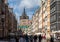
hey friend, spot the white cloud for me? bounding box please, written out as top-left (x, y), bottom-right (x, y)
top-left (28, 14), bottom-right (33, 19)
top-left (19, 0), bottom-right (32, 8)
top-left (8, 0), bottom-right (41, 11)
top-left (8, 0), bottom-right (41, 22)
top-left (19, 0), bottom-right (41, 9)
top-left (15, 12), bottom-right (20, 23)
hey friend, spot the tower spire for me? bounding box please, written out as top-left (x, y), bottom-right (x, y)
top-left (22, 8), bottom-right (27, 16)
top-left (20, 8), bottom-right (29, 19)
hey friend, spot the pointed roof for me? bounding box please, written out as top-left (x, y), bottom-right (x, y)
top-left (20, 8), bottom-right (29, 19)
top-left (22, 8), bottom-right (27, 16)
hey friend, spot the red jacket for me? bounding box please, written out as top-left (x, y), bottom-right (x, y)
top-left (42, 35), bottom-right (46, 39)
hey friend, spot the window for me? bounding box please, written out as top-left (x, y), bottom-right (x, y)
top-left (45, 17), bottom-right (48, 21)
top-left (54, 15), bottom-right (56, 21)
top-left (0, 0), bottom-right (2, 3)
top-left (51, 24), bottom-right (56, 31)
top-left (1, 8), bottom-right (5, 14)
top-left (44, 25), bottom-right (47, 30)
top-left (1, 18), bottom-right (4, 22)
top-left (51, 7), bottom-right (56, 13)
top-left (50, 16), bottom-right (54, 22)
top-left (50, 0), bottom-right (54, 3)
top-left (58, 13), bottom-right (60, 18)
top-left (57, 5), bottom-right (60, 11)
top-left (2, 8), bottom-right (5, 12)
top-left (45, 11), bottom-right (48, 16)
top-left (50, 14), bottom-right (56, 22)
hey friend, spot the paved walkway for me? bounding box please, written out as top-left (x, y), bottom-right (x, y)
top-left (41, 39), bottom-right (47, 42)
top-left (0, 41), bottom-right (8, 42)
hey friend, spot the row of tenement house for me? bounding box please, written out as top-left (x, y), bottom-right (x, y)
top-left (0, 0), bottom-right (17, 38)
top-left (27, 0), bottom-right (60, 36)
top-left (27, 0), bottom-right (50, 35)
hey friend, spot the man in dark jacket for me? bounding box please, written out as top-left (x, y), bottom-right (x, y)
top-left (50, 36), bottom-right (54, 42)
top-left (34, 35), bottom-right (37, 42)
top-left (30, 35), bottom-right (33, 42)
top-left (25, 34), bottom-right (29, 42)
top-left (39, 35), bottom-right (42, 42)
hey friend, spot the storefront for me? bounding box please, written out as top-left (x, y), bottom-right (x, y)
top-left (52, 30), bottom-right (60, 42)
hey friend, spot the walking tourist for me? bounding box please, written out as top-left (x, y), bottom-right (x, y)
top-left (50, 35), bottom-right (54, 42)
top-left (19, 35), bottom-right (25, 42)
top-left (30, 35), bottom-right (33, 42)
top-left (39, 34), bottom-right (42, 42)
top-left (34, 35), bottom-right (37, 42)
top-left (25, 34), bottom-right (29, 42)
top-left (41, 34), bottom-right (46, 42)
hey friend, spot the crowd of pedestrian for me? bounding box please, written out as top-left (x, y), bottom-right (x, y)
top-left (18, 34), bottom-right (54, 42)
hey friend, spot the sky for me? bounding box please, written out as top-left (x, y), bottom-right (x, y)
top-left (8, 0), bottom-right (41, 23)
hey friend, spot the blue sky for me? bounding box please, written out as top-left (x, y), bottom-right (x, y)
top-left (8, 0), bottom-right (41, 23)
